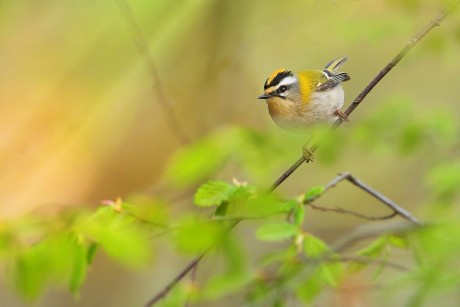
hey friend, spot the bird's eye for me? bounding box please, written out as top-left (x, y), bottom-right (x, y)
top-left (278, 85), bottom-right (288, 93)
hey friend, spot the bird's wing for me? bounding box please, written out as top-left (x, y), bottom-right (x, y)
top-left (315, 71), bottom-right (350, 92)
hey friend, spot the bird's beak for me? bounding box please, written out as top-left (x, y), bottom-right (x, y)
top-left (258, 93), bottom-right (270, 99)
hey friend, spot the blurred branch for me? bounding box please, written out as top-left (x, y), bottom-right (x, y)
top-left (338, 256), bottom-right (411, 272)
top-left (144, 4), bottom-right (456, 306)
top-left (331, 221), bottom-right (420, 253)
top-left (116, 0), bottom-right (190, 145)
top-left (305, 173), bottom-right (421, 224)
top-left (267, 2), bottom-right (459, 192)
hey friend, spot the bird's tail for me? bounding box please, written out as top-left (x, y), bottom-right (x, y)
top-left (324, 56), bottom-right (348, 71)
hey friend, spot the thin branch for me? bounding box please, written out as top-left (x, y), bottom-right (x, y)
top-left (307, 202), bottom-right (398, 221)
top-left (144, 253), bottom-right (205, 307)
top-left (306, 173), bottom-right (421, 224)
top-left (331, 221), bottom-right (420, 253)
top-left (268, 3), bottom-right (458, 192)
top-left (343, 173), bottom-right (421, 224)
top-left (338, 255), bottom-right (411, 272)
top-left (116, 0), bottom-right (190, 145)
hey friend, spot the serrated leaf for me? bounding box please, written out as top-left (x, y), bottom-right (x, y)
top-left (194, 181), bottom-right (235, 207)
top-left (256, 223), bottom-right (298, 242)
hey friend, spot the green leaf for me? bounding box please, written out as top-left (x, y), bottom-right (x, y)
top-left (427, 161), bottom-right (460, 202)
top-left (293, 204), bottom-right (305, 227)
top-left (164, 139), bottom-right (228, 186)
top-left (303, 185), bottom-right (325, 202)
top-left (387, 235), bottom-right (409, 249)
top-left (256, 222), bottom-right (298, 242)
top-left (259, 247), bottom-right (297, 267)
top-left (12, 233), bottom-right (87, 300)
top-left (296, 278), bottom-right (322, 303)
top-left (77, 207), bottom-right (152, 268)
top-left (220, 193), bottom-right (294, 219)
top-left (204, 271), bottom-right (251, 299)
top-left (176, 224), bottom-right (248, 299)
top-left (173, 217), bottom-right (224, 253)
top-left (399, 122), bottom-right (424, 154)
top-left (164, 128), bottom-right (240, 186)
top-left (86, 243), bottom-right (98, 264)
top-left (357, 236), bottom-right (388, 258)
top-left (317, 262), bottom-right (344, 287)
top-left (194, 181), bottom-right (235, 207)
top-left (69, 242), bottom-right (87, 295)
top-left (304, 234), bottom-right (329, 258)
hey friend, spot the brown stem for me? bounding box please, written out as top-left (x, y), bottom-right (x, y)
top-left (307, 202), bottom-right (398, 221)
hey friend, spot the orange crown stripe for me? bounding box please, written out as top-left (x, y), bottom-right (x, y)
top-left (267, 69), bottom-right (288, 85)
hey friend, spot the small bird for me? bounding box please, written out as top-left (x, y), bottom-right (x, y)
top-left (258, 56), bottom-right (350, 131)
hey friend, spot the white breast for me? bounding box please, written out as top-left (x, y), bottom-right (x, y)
top-left (300, 85), bottom-right (345, 124)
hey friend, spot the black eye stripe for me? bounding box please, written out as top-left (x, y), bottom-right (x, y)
top-left (278, 85), bottom-right (288, 93)
top-left (264, 70), bottom-right (293, 89)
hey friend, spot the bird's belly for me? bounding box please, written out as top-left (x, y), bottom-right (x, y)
top-left (267, 86), bottom-right (345, 130)
top-left (304, 86), bottom-right (345, 123)
top-left (267, 98), bottom-right (301, 130)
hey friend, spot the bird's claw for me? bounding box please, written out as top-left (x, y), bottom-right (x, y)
top-left (302, 145), bottom-right (315, 162)
top-left (335, 109), bottom-right (349, 122)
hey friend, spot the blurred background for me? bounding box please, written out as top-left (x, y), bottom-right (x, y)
top-left (0, 0), bottom-right (459, 306)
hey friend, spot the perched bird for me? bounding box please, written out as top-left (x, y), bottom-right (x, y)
top-left (258, 56), bottom-right (350, 131)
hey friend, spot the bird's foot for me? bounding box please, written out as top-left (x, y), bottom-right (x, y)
top-left (335, 109), bottom-right (349, 122)
top-left (302, 145), bottom-right (315, 162)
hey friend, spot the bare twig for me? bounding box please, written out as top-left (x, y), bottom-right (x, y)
top-left (307, 202), bottom-right (398, 221)
top-left (116, 0), bottom-right (190, 145)
top-left (343, 173), bottom-right (421, 224)
top-left (268, 3), bottom-right (458, 192)
top-left (305, 173), bottom-right (421, 224)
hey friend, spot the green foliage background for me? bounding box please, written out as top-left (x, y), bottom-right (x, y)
top-left (0, 0), bottom-right (459, 306)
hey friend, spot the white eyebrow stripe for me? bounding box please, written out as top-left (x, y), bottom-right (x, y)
top-left (275, 76), bottom-right (297, 88)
